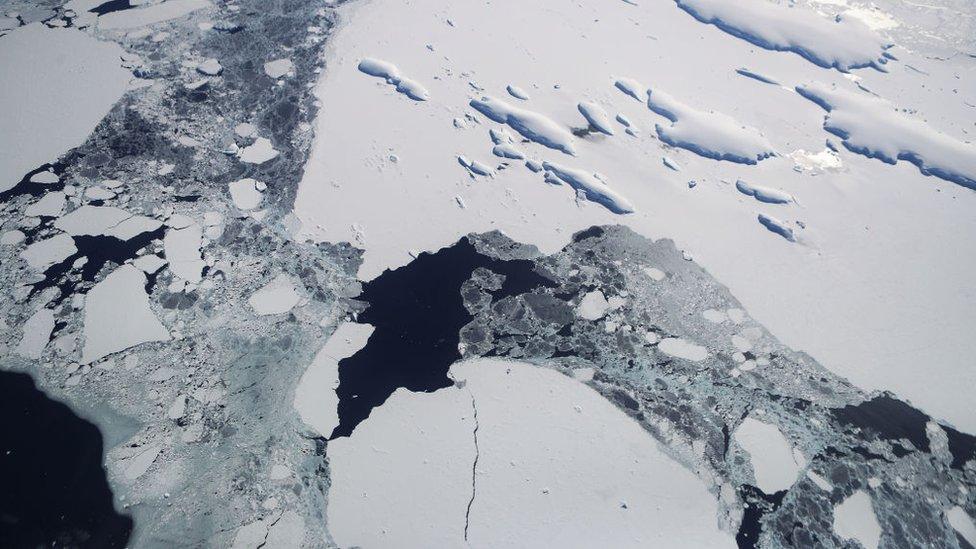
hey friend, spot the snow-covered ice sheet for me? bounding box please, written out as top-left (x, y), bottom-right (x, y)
top-left (294, 0), bottom-right (976, 434)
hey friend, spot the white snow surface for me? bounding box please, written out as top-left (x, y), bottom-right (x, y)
top-left (734, 417), bottom-right (804, 494)
top-left (81, 264), bottom-right (170, 364)
top-left (327, 359), bottom-right (734, 548)
top-left (0, 24), bottom-right (130, 193)
top-left (674, 0), bottom-right (890, 71)
top-left (294, 0), bottom-right (976, 433)
top-left (832, 490), bottom-right (882, 549)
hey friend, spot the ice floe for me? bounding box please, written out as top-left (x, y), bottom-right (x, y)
top-left (21, 234), bottom-right (77, 270)
top-left (294, 322), bottom-right (374, 438)
top-left (357, 57), bottom-right (429, 101)
top-left (16, 308), bottom-right (56, 359)
top-left (163, 223), bottom-right (205, 283)
top-left (81, 264), bottom-right (170, 364)
top-left (25, 192), bottom-right (67, 217)
top-left (657, 337), bottom-right (709, 362)
top-left (541, 161), bottom-right (634, 214)
top-left (577, 101), bottom-right (614, 135)
top-left (327, 359), bottom-right (734, 548)
top-left (646, 86), bottom-right (775, 164)
top-left (675, 0), bottom-right (891, 71)
top-left (947, 507), bottom-right (976, 547)
top-left (248, 274), bottom-right (301, 315)
top-left (54, 205), bottom-right (162, 240)
top-left (734, 417), bottom-right (803, 494)
top-left (263, 58), bottom-right (294, 79)
top-left (238, 137), bottom-right (279, 164)
top-left (796, 83), bottom-right (976, 189)
top-left (0, 24), bottom-right (130, 193)
top-left (95, 0), bottom-right (210, 30)
top-left (470, 96), bottom-right (575, 155)
top-left (832, 490), bottom-right (881, 549)
top-left (228, 178), bottom-right (265, 210)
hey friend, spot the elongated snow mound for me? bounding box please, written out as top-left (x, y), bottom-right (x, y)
top-left (542, 161), bottom-right (634, 214)
top-left (470, 96), bottom-right (575, 155)
top-left (796, 83), bottom-right (976, 190)
top-left (675, 0), bottom-right (891, 72)
top-left (357, 57), bottom-right (429, 101)
top-left (735, 180), bottom-right (794, 204)
top-left (577, 101), bottom-right (614, 135)
top-left (646, 87), bottom-right (775, 164)
top-left (758, 213), bottom-right (795, 242)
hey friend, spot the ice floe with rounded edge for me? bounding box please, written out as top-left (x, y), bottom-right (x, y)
top-left (238, 137), bottom-right (279, 164)
top-left (577, 101), bottom-right (614, 135)
top-left (613, 77), bottom-right (645, 101)
top-left (658, 337), bottom-right (709, 361)
top-left (81, 264), bottom-right (170, 364)
top-left (357, 57), bottom-right (429, 101)
top-left (263, 58), bottom-right (293, 79)
top-left (796, 83), bottom-right (976, 190)
top-left (734, 416), bottom-right (804, 493)
top-left (832, 490), bottom-right (881, 549)
top-left (249, 274), bottom-right (302, 315)
top-left (646, 86), bottom-right (775, 164)
top-left (228, 178), bottom-right (265, 210)
top-left (541, 161), bottom-right (634, 214)
top-left (470, 95), bottom-right (575, 155)
top-left (675, 0), bottom-right (891, 72)
top-left (735, 180), bottom-right (794, 204)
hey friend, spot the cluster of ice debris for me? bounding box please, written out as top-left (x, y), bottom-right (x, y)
top-left (1, 0), bottom-right (975, 548)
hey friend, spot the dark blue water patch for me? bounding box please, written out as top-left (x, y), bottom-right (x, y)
top-left (0, 371), bottom-right (132, 548)
top-left (831, 395), bottom-right (931, 452)
top-left (942, 424), bottom-right (976, 470)
top-left (30, 227), bottom-right (166, 304)
top-left (329, 237), bottom-right (555, 439)
top-left (88, 0), bottom-right (132, 15)
top-left (736, 484), bottom-right (786, 549)
top-left (0, 163), bottom-right (66, 203)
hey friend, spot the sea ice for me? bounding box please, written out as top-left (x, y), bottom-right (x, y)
top-left (16, 308), bottom-right (56, 360)
top-left (470, 96), bottom-right (575, 155)
top-left (20, 234), bottom-right (77, 270)
top-left (248, 274), bottom-right (302, 315)
top-left (577, 101), bottom-right (614, 135)
top-left (81, 264), bottom-right (170, 364)
top-left (832, 490), bottom-right (881, 549)
top-left (658, 337), bottom-right (709, 362)
top-left (238, 137), bottom-right (279, 164)
top-left (542, 162), bottom-right (634, 214)
top-left (734, 417), bottom-right (803, 494)
top-left (228, 178), bottom-right (265, 210)
top-left (357, 58), bottom-right (428, 101)
top-left (96, 0), bottom-right (210, 30)
top-left (263, 58), bottom-right (294, 79)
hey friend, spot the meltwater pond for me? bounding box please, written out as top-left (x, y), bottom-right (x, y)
top-left (0, 371), bottom-right (132, 548)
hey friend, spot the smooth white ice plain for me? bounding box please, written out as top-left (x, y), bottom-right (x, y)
top-left (0, 24), bottom-right (130, 193)
top-left (733, 417), bottom-right (803, 494)
top-left (294, 0), bottom-right (976, 433)
top-left (82, 264), bottom-right (170, 364)
top-left (327, 359), bottom-right (734, 548)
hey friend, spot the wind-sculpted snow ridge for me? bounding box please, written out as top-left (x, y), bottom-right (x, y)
top-left (470, 96), bottom-right (575, 155)
top-left (645, 86), bottom-right (775, 164)
top-left (357, 58), bottom-right (429, 101)
top-left (797, 83), bottom-right (976, 190)
top-left (735, 180), bottom-right (794, 204)
top-left (675, 0), bottom-right (892, 72)
top-left (577, 101), bottom-right (614, 135)
top-left (541, 161), bottom-right (634, 214)
top-left (758, 213), bottom-right (796, 242)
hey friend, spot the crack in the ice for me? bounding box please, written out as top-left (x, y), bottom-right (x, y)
top-left (464, 389), bottom-right (480, 542)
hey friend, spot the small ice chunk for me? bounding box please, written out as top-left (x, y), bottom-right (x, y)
top-left (228, 178), bottom-right (265, 210)
top-left (16, 307), bottom-right (56, 359)
top-left (662, 156), bottom-right (681, 171)
top-left (30, 171), bottom-right (60, 184)
top-left (506, 84), bottom-right (529, 100)
top-left (249, 274), bottom-right (302, 315)
top-left (615, 113), bottom-right (632, 127)
top-left (81, 264), bottom-right (170, 364)
top-left (658, 338), bottom-right (709, 362)
top-left (577, 290), bottom-right (611, 321)
top-left (832, 490), bottom-right (881, 549)
top-left (492, 143), bottom-right (525, 160)
top-left (196, 58), bottom-right (223, 76)
top-left (735, 180), bottom-right (793, 204)
top-left (25, 192), bottom-right (67, 217)
top-left (1, 230), bottom-right (26, 245)
top-left (21, 234), bottom-right (77, 270)
top-left (458, 156), bottom-right (493, 177)
top-left (758, 213), bottom-right (795, 242)
top-left (234, 122), bottom-right (257, 138)
top-left (394, 78), bottom-right (429, 101)
top-left (524, 159), bottom-right (543, 173)
top-left (239, 137), bottom-right (279, 164)
top-left (806, 471), bottom-right (832, 492)
top-left (263, 58), bottom-right (294, 79)
top-left (577, 101), bottom-right (614, 135)
top-left (133, 254), bottom-right (167, 274)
